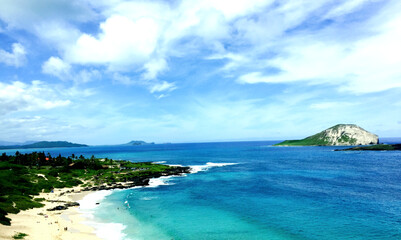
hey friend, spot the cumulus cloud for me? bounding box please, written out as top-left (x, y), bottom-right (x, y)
top-left (42, 56), bottom-right (71, 79)
top-left (66, 15), bottom-right (160, 69)
top-left (21, 0), bottom-right (272, 81)
top-left (0, 81), bottom-right (71, 115)
top-left (0, 43), bottom-right (26, 67)
top-left (42, 56), bottom-right (101, 83)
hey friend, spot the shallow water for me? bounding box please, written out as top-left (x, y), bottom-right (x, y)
top-left (5, 141), bottom-right (401, 239)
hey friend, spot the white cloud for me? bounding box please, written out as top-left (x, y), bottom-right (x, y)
top-left (150, 81), bottom-right (177, 93)
top-left (142, 58), bottom-right (168, 80)
top-left (57, 0), bottom-right (275, 79)
top-left (34, 21), bottom-right (82, 51)
top-left (112, 73), bottom-right (136, 85)
top-left (238, 72), bottom-right (271, 84)
top-left (237, 1), bottom-right (401, 93)
top-left (2, 0), bottom-right (401, 96)
top-left (42, 56), bottom-right (71, 79)
top-left (0, 43), bottom-right (26, 67)
top-left (207, 52), bottom-right (250, 73)
top-left (112, 72), bottom-right (175, 95)
top-left (324, 0), bottom-right (369, 19)
top-left (0, 0), bottom-right (95, 28)
top-left (0, 81), bottom-right (71, 115)
top-left (66, 15), bottom-right (160, 70)
top-left (0, 115), bottom-right (87, 142)
top-left (42, 56), bottom-right (101, 83)
top-left (309, 102), bottom-right (356, 110)
top-left (156, 94), bottom-right (167, 99)
top-left (76, 69), bottom-right (101, 83)
top-left (0, 0), bottom-right (95, 52)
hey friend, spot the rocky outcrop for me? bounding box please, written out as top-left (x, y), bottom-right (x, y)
top-left (319, 124), bottom-right (378, 145)
top-left (275, 124), bottom-right (379, 146)
top-left (82, 166), bottom-right (191, 191)
top-left (335, 144), bottom-right (401, 151)
top-left (47, 202), bottom-right (80, 211)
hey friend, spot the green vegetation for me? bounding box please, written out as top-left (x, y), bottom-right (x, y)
top-left (336, 144), bottom-right (401, 151)
top-left (275, 132), bottom-right (330, 146)
top-left (0, 141), bottom-right (88, 150)
top-left (13, 232), bottom-right (28, 239)
top-left (337, 134), bottom-right (357, 145)
top-left (0, 152), bottom-right (188, 225)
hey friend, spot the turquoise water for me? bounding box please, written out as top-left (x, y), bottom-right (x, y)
top-left (5, 141), bottom-right (401, 239)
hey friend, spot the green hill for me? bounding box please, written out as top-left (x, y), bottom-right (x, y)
top-left (275, 133), bottom-right (332, 146)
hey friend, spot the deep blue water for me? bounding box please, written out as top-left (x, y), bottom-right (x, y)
top-left (4, 141), bottom-right (401, 239)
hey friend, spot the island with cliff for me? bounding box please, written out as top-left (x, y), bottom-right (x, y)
top-left (275, 124), bottom-right (379, 146)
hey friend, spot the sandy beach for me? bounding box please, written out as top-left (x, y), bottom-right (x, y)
top-left (0, 187), bottom-right (100, 240)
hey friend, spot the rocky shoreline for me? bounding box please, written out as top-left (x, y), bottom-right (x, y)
top-left (335, 144), bottom-right (401, 151)
top-left (82, 165), bottom-right (191, 191)
top-left (47, 166), bottom-right (191, 212)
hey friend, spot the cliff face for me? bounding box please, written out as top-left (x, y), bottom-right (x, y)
top-left (319, 124), bottom-right (378, 146)
top-left (275, 124), bottom-right (379, 146)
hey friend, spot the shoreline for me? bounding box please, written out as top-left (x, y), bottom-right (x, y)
top-left (0, 186), bottom-right (100, 240)
top-left (0, 174), bottom-right (188, 240)
top-left (0, 162), bottom-right (235, 240)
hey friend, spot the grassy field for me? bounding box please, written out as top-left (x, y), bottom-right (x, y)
top-left (274, 132), bottom-right (331, 146)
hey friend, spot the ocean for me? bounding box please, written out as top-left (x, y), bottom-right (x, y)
top-left (4, 141), bottom-right (401, 239)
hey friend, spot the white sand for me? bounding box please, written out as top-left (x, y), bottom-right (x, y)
top-left (0, 187), bottom-right (101, 240)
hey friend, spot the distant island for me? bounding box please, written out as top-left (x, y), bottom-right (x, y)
top-left (275, 124), bottom-right (379, 146)
top-left (335, 144), bottom-right (401, 151)
top-left (0, 141), bottom-right (88, 150)
top-left (121, 140), bottom-right (155, 146)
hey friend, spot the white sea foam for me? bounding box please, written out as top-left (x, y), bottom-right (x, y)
top-left (78, 190), bottom-right (113, 210)
top-left (90, 222), bottom-right (127, 240)
top-left (152, 161), bottom-right (166, 164)
top-left (167, 164), bottom-right (184, 167)
top-left (140, 196), bottom-right (158, 201)
top-left (189, 162), bottom-right (238, 173)
top-left (78, 190), bottom-right (127, 240)
top-left (153, 161), bottom-right (183, 167)
top-left (147, 176), bottom-right (174, 188)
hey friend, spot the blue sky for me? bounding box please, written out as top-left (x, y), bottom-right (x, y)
top-left (0, 0), bottom-right (400, 144)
